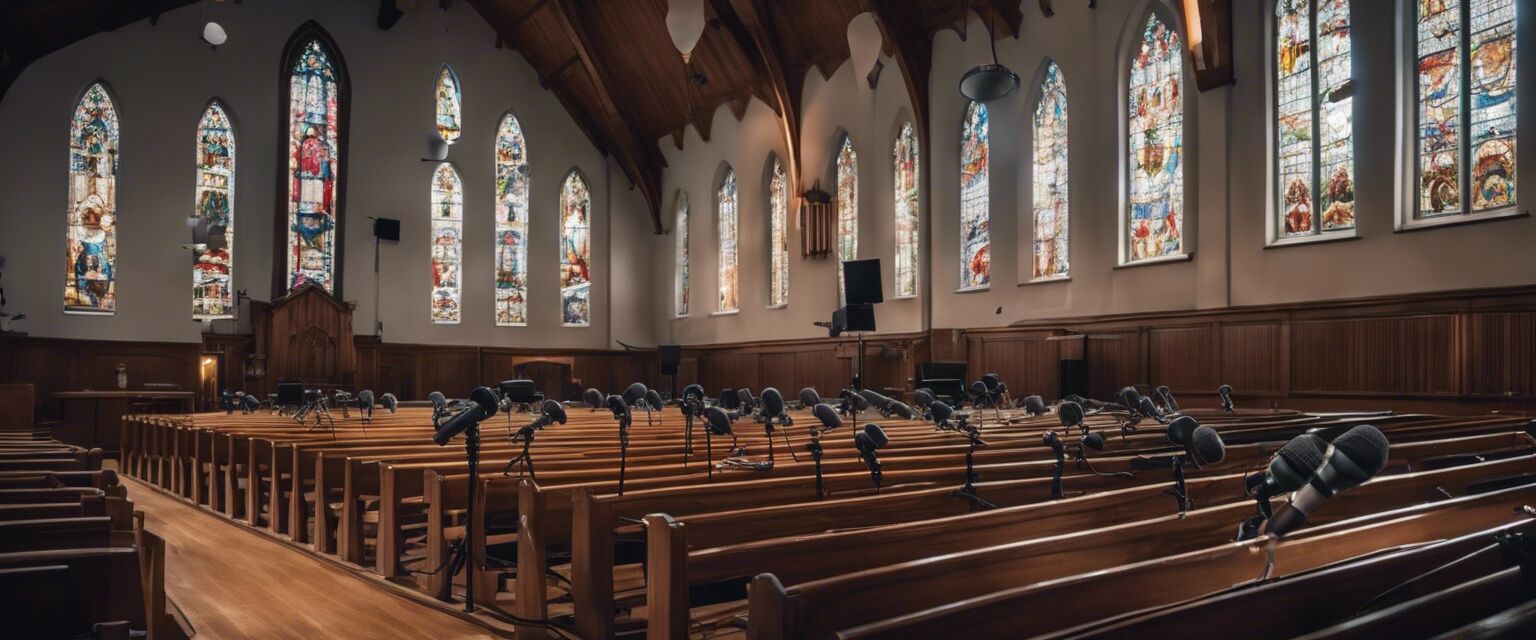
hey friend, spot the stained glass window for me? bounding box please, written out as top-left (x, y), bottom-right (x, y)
top-left (430, 163), bottom-right (463, 324)
top-left (66, 82), bottom-right (120, 314)
top-left (675, 191), bottom-right (690, 317)
top-left (1032, 61), bottom-right (1070, 280)
top-left (194, 101), bottom-right (236, 319)
top-left (435, 64), bottom-right (462, 143)
top-left (494, 113), bottom-right (529, 326)
top-left (559, 170), bottom-right (592, 326)
top-left (960, 102), bottom-right (990, 288)
top-left (285, 38), bottom-right (342, 293)
top-left (1274, 0), bottom-right (1355, 240)
top-left (1127, 13), bottom-right (1185, 262)
top-left (718, 170), bottom-right (740, 313)
top-left (893, 123), bottom-right (920, 297)
top-left (1415, 0), bottom-right (1517, 219)
top-left (769, 159), bottom-right (790, 307)
top-left (836, 136), bottom-right (858, 300)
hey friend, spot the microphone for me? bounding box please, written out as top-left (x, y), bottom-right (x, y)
top-left (358, 390), bottom-right (375, 420)
top-left (1245, 434), bottom-right (1328, 500)
top-left (1138, 396), bottom-right (1166, 423)
top-left (583, 388), bottom-right (605, 409)
top-left (1156, 385), bottom-right (1179, 413)
top-left (760, 387), bottom-right (787, 420)
top-left (704, 406), bottom-right (733, 436)
top-left (737, 388), bottom-right (757, 413)
top-left (886, 400), bottom-right (917, 420)
top-left (429, 391), bottom-right (448, 421)
top-left (433, 387), bottom-right (498, 445)
top-left (622, 383), bottom-right (649, 407)
top-left (606, 394), bottom-right (631, 421)
top-left (1058, 401), bottom-right (1085, 433)
top-left (929, 401), bottom-right (954, 428)
top-left (811, 403), bottom-right (842, 430)
top-left (1265, 425), bottom-right (1390, 538)
top-left (681, 384), bottom-right (706, 417)
top-left (1218, 384), bottom-right (1235, 412)
top-left (1117, 386), bottom-right (1144, 412)
top-left (718, 388), bottom-right (739, 411)
top-left (1167, 415), bottom-right (1199, 447)
top-left (859, 389), bottom-right (891, 411)
top-left (240, 393), bottom-right (260, 413)
top-left (644, 389), bottom-right (665, 412)
top-left (913, 388), bottom-right (935, 408)
top-left (855, 423), bottom-right (888, 490)
top-left (530, 398), bottom-right (568, 430)
top-left (1042, 430), bottom-right (1065, 456)
top-left (1082, 431), bottom-right (1106, 451)
top-left (380, 393), bottom-right (398, 414)
top-left (981, 374), bottom-right (1001, 393)
top-left (1187, 426), bottom-right (1226, 466)
top-left (799, 387), bottom-right (822, 409)
top-left (221, 389), bottom-right (235, 413)
top-left (1023, 395), bottom-right (1046, 416)
top-left (968, 380), bottom-right (989, 404)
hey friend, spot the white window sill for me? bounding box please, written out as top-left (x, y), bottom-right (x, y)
top-left (954, 285), bottom-right (990, 294)
top-left (765, 303), bottom-right (788, 310)
top-left (1116, 252), bottom-right (1193, 269)
top-left (561, 323), bottom-right (591, 328)
top-left (1265, 230), bottom-right (1359, 249)
top-left (431, 320), bottom-right (463, 325)
top-left (710, 310), bottom-right (740, 317)
top-left (497, 322), bottom-right (528, 328)
top-left (890, 294), bottom-right (918, 300)
top-left (1396, 207), bottom-right (1528, 233)
top-left (1021, 275), bottom-right (1071, 286)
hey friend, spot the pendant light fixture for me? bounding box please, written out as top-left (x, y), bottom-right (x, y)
top-left (958, 9), bottom-right (1018, 102)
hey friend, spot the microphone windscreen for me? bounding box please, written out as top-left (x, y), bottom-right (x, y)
top-left (644, 389), bottom-right (665, 411)
top-left (542, 399), bottom-right (568, 424)
top-left (1167, 415), bottom-right (1199, 446)
top-left (704, 406), bottom-right (733, 436)
top-left (607, 394), bottom-right (630, 418)
top-left (930, 401), bottom-right (954, 425)
top-left (863, 423), bottom-right (889, 449)
top-left (1188, 426), bottom-right (1226, 465)
top-left (859, 389), bottom-right (890, 409)
top-left (359, 390), bottom-right (374, 406)
top-left (969, 381), bottom-right (988, 397)
top-left (1042, 430), bottom-right (1063, 453)
top-left (914, 388), bottom-right (935, 408)
top-left (1272, 434), bottom-right (1328, 491)
top-left (429, 391), bottom-right (447, 410)
top-left (583, 388), bottom-right (605, 408)
top-left (468, 387), bottom-right (500, 416)
top-left (1156, 385), bottom-right (1179, 412)
top-left (381, 393), bottom-right (398, 413)
top-left (241, 394), bottom-right (260, 411)
top-left (623, 382), bottom-right (649, 406)
top-left (1023, 395), bottom-right (1046, 415)
top-left (982, 374), bottom-right (1000, 391)
top-left (737, 388), bottom-right (754, 407)
top-left (718, 388), bottom-right (738, 410)
top-left (848, 391), bottom-right (870, 411)
top-left (1118, 386), bottom-right (1144, 409)
top-left (683, 384), bottom-right (705, 402)
top-left (1138, 395), bottom-right (1161, 418)
top-left (855, 430), bottom-right (875, 452)
top-left (761, 387), bottom-right (785, 417)
top-left (1058, 401), bottom-right (1084, 427)
top-left (812, 403), bottom-right (842, 429)
top-left (799, 387), bottom-right (821, 408)
top-left (1328, 425), bottom-right (1390, 485)
top-left (1083, 432), bottom-right (1105, 451)
top-left (888, 402), bottom-right (916, 420)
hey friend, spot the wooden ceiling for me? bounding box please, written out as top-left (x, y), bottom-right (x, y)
top-left (0, 0), bottom-right (1028, 231)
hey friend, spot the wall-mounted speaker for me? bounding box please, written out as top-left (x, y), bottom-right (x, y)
top-left (373, 218), bottom-right (400, 242)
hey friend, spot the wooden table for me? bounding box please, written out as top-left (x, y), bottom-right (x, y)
top-left (52, 391), bottom-right (194, 457)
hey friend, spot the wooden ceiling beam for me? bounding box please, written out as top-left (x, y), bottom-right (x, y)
top-left (550, 0), bottom-right (664, 233)
top-left (713, 0), bottom-right (803, 208)
top-left (869, 0), bottom-right (932, 149)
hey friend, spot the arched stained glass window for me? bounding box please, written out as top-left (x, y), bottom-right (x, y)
top-left (1126, 12), bottom-right (1185, 263)
top-left (718, 170), bottom-right (740, 313)
top-left (675, 191), bottom-right (690, 317)
top-left (559, 170), bottom-right (592, 326)
top-left (769, 158), bottom-right (790, 307)
top-left (1033, 61), bottom-right (1070, 280)
top-left (1274, 0), bottom-right (1354, 240)
top-left (194, 101), bottom-right (236, 319)
top-left (1414, 0), bottom-right (1517, 220)
top-left (960, 102), bottom-right (990, 288)
top-left (65, 82), bottom-right (120, 315)
top-left (284, 36), bottom-right (343, 293)
top-left (435, 64), bottom-right (462, 143)
top-left (893, 123), bottom-right (920, 297)
top-left (494, 113), bottom-right (530, 326)
top-left (836, 135), bottom-right (858, 300)
top-left (430, 163), bottom-right (463, 324)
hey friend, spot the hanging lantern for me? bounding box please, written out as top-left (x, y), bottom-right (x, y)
top-left (667, 0), bottom-right (706, 63)
top-left (846, 13), bottom-right (882, 88)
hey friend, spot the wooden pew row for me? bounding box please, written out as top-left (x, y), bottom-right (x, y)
top-left (747, 461), bottom-right (1536, 639)
top-left (639, 430), bottom-right (1536, 638)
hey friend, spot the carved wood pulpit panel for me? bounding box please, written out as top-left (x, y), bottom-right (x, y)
top-left (259, 283), bottom-right (356, 388)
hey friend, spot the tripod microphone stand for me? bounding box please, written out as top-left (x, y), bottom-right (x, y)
top-left (951, 416), bottom-right (996, 510)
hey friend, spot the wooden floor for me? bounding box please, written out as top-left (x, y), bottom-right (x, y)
top-left (120, 472), bottom-right (498, 639)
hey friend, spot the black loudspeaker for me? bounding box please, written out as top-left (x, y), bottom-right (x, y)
top-left (658, 345), bottom-right (682, 376)
top-left (373, 217), bottom-right (401, 242)
top-left (843, 304), bottom-right (875, 332)
top-left (1059, 358), bottom-right (1088, 401)
top-left (843, 258), bottom-right (884, 305)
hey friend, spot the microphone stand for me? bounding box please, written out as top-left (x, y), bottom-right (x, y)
top-left (809, 429), bottom-right (825, 499)
top-left (1131, 454), bottom-right (1192, 517)
top-left (1048, 445), bottom-right (1065, 499)
top-left (951, 418), bottom-right (996, 511)
top-left (502, 424), bottom-right (537, 481)
top-left (462, 423), bottom-right (481, 613)
top-left (617, 412), bottom-right (632, 495)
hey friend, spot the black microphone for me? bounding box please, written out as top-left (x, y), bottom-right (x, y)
top-left (1245, 434), bottom-right (1328, 500)
top-left (855, 423), bottom-right (888, 489)
top-left (359, 390), bottom-right (375, 419)
top-left (681, 384), bottom-right (706, 417)
top-left (380, 392), bottom-right (398, 414)
top-left (644, 389), bottom-right (665, 412)
top-left (1058, 400), bottom-right (1085, 432)
top-left (929, 401), bottom-right (954, 428)
top-left (737, 388), bottom-right (757, 413)
top-left (886, 400), bottom-right (917, 420)
top-left (240, 393), bottom-right (260, 413)
top-left (531, 398), bottom-right (568, 429)
top-left (1023, 395), bottom-right (1046, 416)
top-left (1187, 426), bottom-right (1226, 466)
top-left (1082, 431), bottom-right (1106, 451)
top-left (760, 387), bottom-right (786, 419)
top-left (798, 387), bottom-right (822, 409)
top-left (1138, 396), bottom-right (1166, 423)
top-left (622, 383), bottom-right (649, 407)
top-left (981, 374), bottom-right (1000, 393)
top-left (429, 391), bottom-right (448, 420)
top-left (1042, 430), bottom-right (1065, 456)
top-left (1156, 385), bottom-right (1179, 413)
top-left (718, 388), bottom-right (739, 411)
top-left (968, 380), bottom-right (989, 403)
top-left (859, 389), bottom-right (892, 411)
top-left (704, 406), bottom-right (733, 436)
top-left (1118, 386), bottom-right (1144, 412)
top-left (1167, 415), bottom-right (1199, 447)
top-left (811, 403), bottom-right (842, 430)
top-left (1265, 425), bottom-right (1389, 538)
top-left (606, 394), bottom-right (631, 421)
top-left (583, 388), bottom-right (605, 409)
top-left (433, 387), bottom-right (498, 446)
top-left (913, 388), bottom-right (935, 408)
top-left (1218, 384), bottom-right (1235, 412)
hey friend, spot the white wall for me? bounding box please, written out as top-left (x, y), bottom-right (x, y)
top-left (653, 0), bottom-right (1534, 344)
top-left (0, 0), bottom-right (656, 349)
